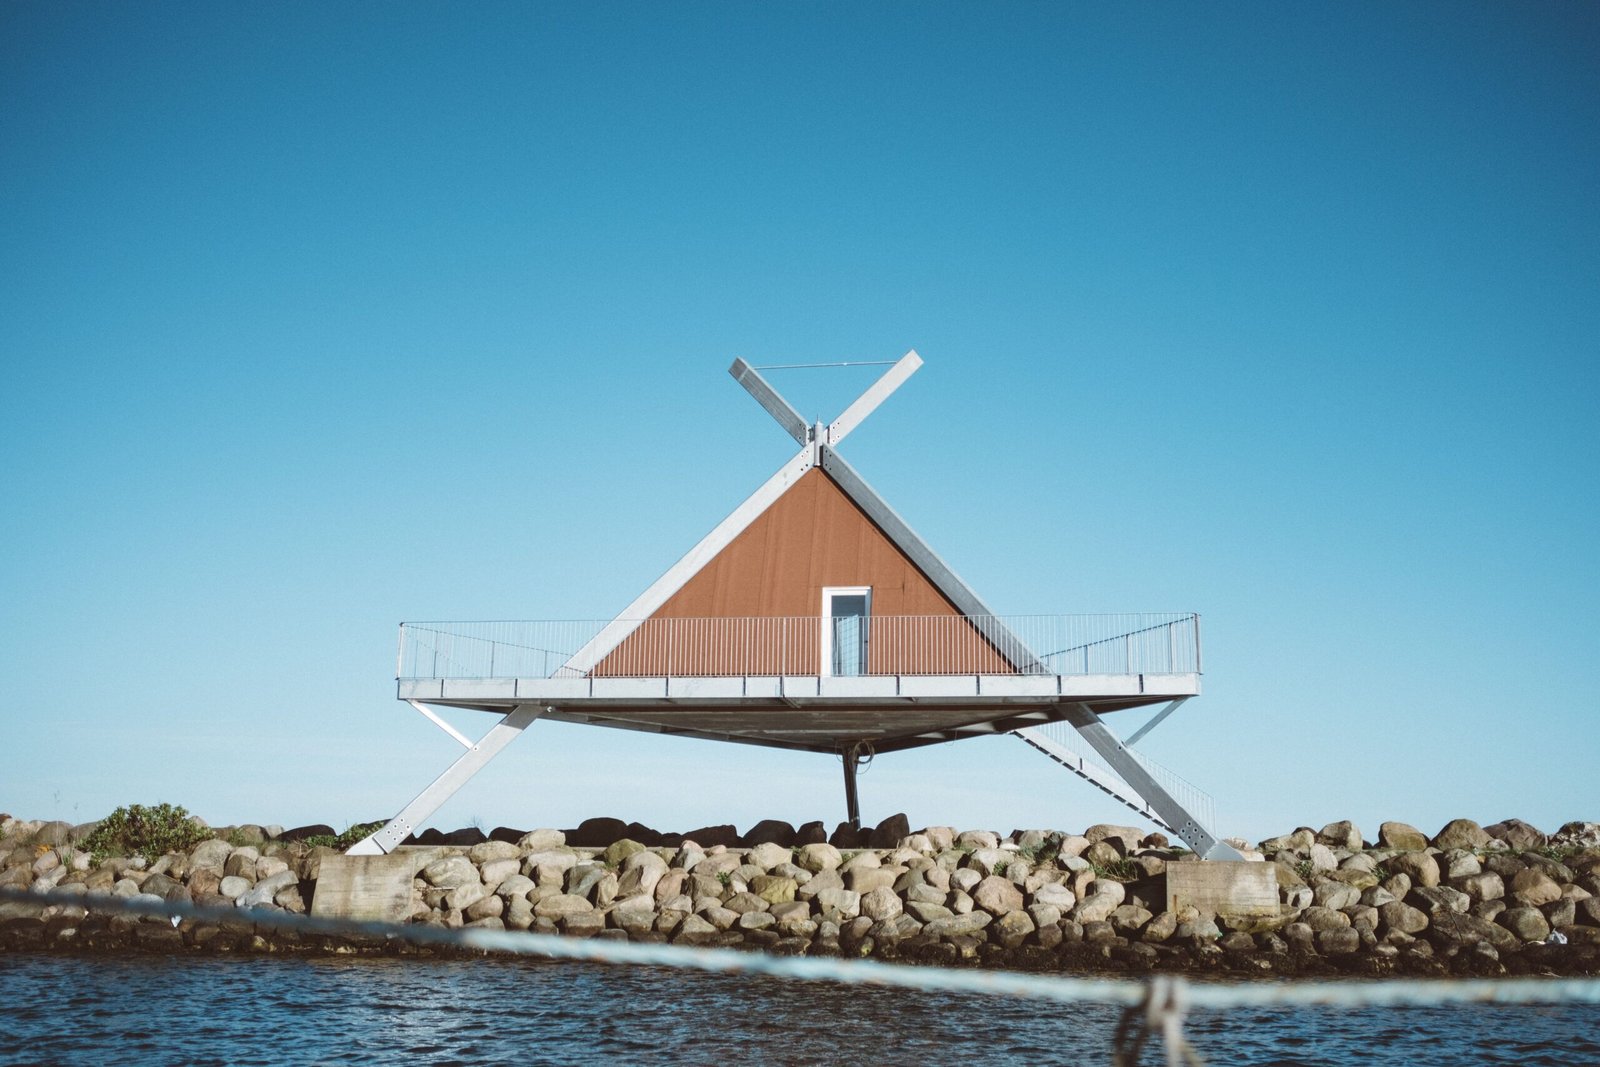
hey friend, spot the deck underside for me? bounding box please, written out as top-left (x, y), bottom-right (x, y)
top-left (397, 672), bottom-right (1200, 754)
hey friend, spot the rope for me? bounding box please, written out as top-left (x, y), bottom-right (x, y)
top-left (7, 887), bottom-right (1600, 1062)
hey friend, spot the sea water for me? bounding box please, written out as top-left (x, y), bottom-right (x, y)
top-left (1, 954), bottom-right (1596, 1065)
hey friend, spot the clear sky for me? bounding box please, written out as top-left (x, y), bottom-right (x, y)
top-left (4, 3), bottom-right (1597, 844)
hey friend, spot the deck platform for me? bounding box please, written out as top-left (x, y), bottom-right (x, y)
top-left (397, 671), bottom-right (1201, 754)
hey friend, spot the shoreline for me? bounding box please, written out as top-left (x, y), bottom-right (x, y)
top-left (4, 812), bottom-right (1598, 978)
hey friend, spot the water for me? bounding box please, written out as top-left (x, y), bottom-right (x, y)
top-left (1, 954), bottom-right (1597, 1066)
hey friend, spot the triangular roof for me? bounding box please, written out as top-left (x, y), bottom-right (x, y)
top-left (562, 352), bottom-right (1004, 675)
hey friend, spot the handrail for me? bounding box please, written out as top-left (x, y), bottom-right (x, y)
top-left (396, 613), bottom-right (1201, 681)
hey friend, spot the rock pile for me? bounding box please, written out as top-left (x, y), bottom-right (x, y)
top-left (2, 813), bottom-right (1598, 977)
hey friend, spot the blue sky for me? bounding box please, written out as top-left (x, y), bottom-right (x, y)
top-left (4, 3), bottom-right (1596, 843)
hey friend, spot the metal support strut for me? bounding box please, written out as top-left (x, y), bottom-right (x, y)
top-left (1058, 702), bottom-right (1243, 861)
top-left (841, 741), bottom-right (870, 831)
top-left (347, 704), bottom-right (545, 855)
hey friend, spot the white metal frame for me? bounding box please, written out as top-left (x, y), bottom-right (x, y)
top-left (348, 704), bottom-right (544, 855)
top-left (820, 585), bottom-right (872, 677)
top-left (361, 351), bottom-right (1234, 854)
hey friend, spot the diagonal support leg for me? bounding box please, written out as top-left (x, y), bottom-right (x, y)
top-left (1060, 703), bottom-right (1243, 860)
top-left (1124, 697), bottom-right (1189, 748)
top-left (347, 705), bottom-right (544, 855)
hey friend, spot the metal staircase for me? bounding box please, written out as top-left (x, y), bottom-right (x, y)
top-left (1013, 719), bottom-right (1222, 854)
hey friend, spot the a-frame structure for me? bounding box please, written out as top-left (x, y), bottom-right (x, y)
top-left (352, 353), bottom-right (1242, 859)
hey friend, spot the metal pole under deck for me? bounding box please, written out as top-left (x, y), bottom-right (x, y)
top-left (842, 743), bottom-right (864, 831)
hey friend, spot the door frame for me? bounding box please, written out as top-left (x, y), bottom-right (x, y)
top-left (820, 586), bottom-right (872, 677)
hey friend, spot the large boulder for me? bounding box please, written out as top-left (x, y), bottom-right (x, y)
top-left (516, 828), bottom-right (566, 852)
top-left (422, 855), bottom-right (480, 890)
top-left (1388, 852), bottom-right (1440, 888)
top-left (1426, 911), bottom-right (1519, 953)
top-left (1379, 901), bottom-right (1430, 935)
top-left (1432, 819), bottom-right (1490, 851)
top-left (867, 813), bottom-right (911, 849)
top-left (1378, 822), bottom-right (1430, 851)
top-left (1484, 819), bottom-right (1546, 850)
top-left (189, 839), bottom-right (234, 870)
top-left (744, 820), bottom-right (796, 847)
top-left (973, 875), bottom-right (1025, 917)
top-left (468, 841), bottom-right (520, 864)
top-left (1317, 821), bottom-right (1363, 851)
top-left (860, 886), bottom-right (903, 922)
top-left (568, 817), bottom-right (629, 848)
top-left (1510, 869), bottom-right (1563, 908)
top-left (1499, 906), bottom-right (1551, 942)
top-left (795, 843), bottom-right (843, 874)
top-left (617, 852), bottom-right (669, 899)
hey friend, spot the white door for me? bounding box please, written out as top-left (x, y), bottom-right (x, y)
top-left (822, 587), bottom-right (871, 677)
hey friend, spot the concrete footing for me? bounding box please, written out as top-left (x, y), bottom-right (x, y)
top-left (1165, 861), bottom-right (1278, 922)
top-left (311, 854), bottom-right (418, 923)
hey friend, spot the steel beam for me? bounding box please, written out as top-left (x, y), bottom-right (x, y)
top-left (827, 349), bottom-right (922, 445)
top-left (1058, 702), bottom-right (1243, 860)
top-left (1124, 697), bottom-right (1189, 748)
top-left (842, 745), bottom-right (862, 831)
top-left (729, 358), bottom-right (809, 445)
top-left (347, 705), bottom-right (545, 855)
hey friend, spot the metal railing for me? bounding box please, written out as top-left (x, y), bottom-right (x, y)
top-left (397, 613), bottom-right (1200, 681)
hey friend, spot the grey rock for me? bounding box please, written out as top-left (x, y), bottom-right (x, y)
top-left (1499, 907), bottom-right (1550, 942)
top-left (847, 867), bottom-right (902, 895)
top-left (973, 875), bottom-right (1025, 916)
top-left (1300, 906), bottom-right (1351, 932)
top-left (1411, 886), bottom-right (1471, 915)
top-left (466, 894), bottom-right (504, 921)
top-left (1313, 881), bottom-right (1360, 911)
top-left (468, 840), bottom-right (521, 864)
top-left (617, 852), bottom-right (669, 899)
top-left (1031, 883), bottom-right (1076, 909)
top-left (422, 855), bottom-right (480, 890)
top-left (993, 910), bottom-right (1036, 948)
top-left (1318, 928), bottom-right (1361, 954)
top-left (955, 830), bottom-right (999, 850)
top-left (1441, 850), bottom-right (1482, 880)
top-left (860, 886), bottom-right (903, 922)
top-left (190, 844), bottom-right (233, 876)
top-left (238, 870), bottom-right (299, 908)
top-left (1388, 852), bottom-right (1440, 889)
top-left (516, 829), bottom-right (566, 852)
top-left (907, 901), bottom-right (954, 923)
top-left (746, 842), bottom-right (791, 871)
top-left (795, 843), bottom-right (842, 873)
top-left (1483, 819), bottom-right (1546, 850)
top-left (534, 894), bottom-right (596, 919)
top-left (1317, 821), bottom-right (1363, 851)
top-left (1377, 822), bottom-right (1429, 851)
top-left (444, 881), bottom-right (488, 912)
top-left (1455, 872), bottom-right (1505, 902)
top-left (1510, 869), bottom-right (1562, 908)
top-left (1432, 819), bottom-right (1490, 851)
top-left (815, 887), bottom-right (861, 919)
top-left (871, 913), bottom-right (923, 942)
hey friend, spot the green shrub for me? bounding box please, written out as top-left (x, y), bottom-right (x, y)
top-left (299, 821), bottom-right (386, 851)
top-left (82, 803), bottom-right (211, 862)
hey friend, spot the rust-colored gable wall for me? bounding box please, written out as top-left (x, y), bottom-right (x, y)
top-left (593, 468), bottom-right (1014, 677)
top-left (652, 467), bottom-right (962, 620)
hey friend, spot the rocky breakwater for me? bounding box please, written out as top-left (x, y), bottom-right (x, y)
top-left (2, 813), bottom-right (1598, 977)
